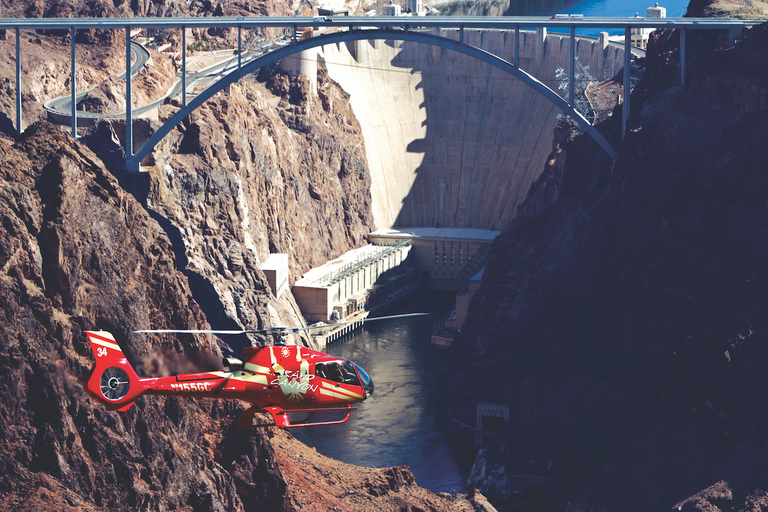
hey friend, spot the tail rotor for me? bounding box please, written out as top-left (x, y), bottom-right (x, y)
top-left (83, 331), bottom-right (144, 413)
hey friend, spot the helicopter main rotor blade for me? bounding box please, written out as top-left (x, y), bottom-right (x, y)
top-left (300, 312), bottom-right (430, 331)
top-left (363, 312), bottom-right (429, 323)
top-left (135, 313), bottom-right (429, 336)
top-left (135, 329), bottom-right (263, 335)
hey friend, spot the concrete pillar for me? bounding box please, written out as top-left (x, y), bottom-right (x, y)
top-left (71, 27), bottom-right (77, 138)
top-left (598, 31), bottom-right (609, 76)
top-left (680, 28), bottom-right (686, 88)
top-left (536, 27), bottom-right (547, 63)
top-left (727, 25), bottom-right (742, 47)
top-left (622, 27), bottom-right (631, 141)
top-left (279, 48), bottom-right (318, 95)
top-left (125, 26), bottom-right (132, 155)
top-left (181, 26), bottom-right (186, 107)
top-left (15, 27), bottom-right (21, 136)
top-left (569, 26), bottom-right (575, 107)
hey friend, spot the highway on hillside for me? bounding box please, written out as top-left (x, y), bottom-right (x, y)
top-left (44, 42), bottom-right (150, 122)
top-left (44, 36), bottom-right (292, 123)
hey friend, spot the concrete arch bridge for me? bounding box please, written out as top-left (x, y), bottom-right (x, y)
top-left (2, 16), bottom-right (759, 232)
top-left (125, 26), bottom-right (633, 229)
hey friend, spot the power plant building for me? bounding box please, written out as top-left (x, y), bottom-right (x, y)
top-left (292, 243), bottom-right (414, 322)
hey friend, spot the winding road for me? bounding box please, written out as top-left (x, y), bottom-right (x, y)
top-left (44, 36), bottom-right (293, 125)
top-left (44, 42), bottom-right (151, 123)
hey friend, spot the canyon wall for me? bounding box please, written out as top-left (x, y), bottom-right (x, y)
top-left (321, 28), bottom-right (626, 230)
top-left (440, 18), bottom-right (768, 512)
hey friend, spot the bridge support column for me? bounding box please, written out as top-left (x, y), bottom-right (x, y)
top-left (70, 27), bottom-right (76, 138)
top-left (727, 25), bottom-right (742, 48)
top-left (680, 28), bottom-right (686, 88)
top-left (126, 26), bottom-right (133, 159)
top-left (15, 27), bottom-right (21, 137)
top-left (279, 49), bottom-right (318, 96)
top-left (598, 31), bottom-right (609, 76)
top-left (622, 27), bottom-right (630, 142)
top-left (432, 27), bottom-right (441, 59)
top-left (182, 26), bottom-right (187, 107)
top-left (569, 26), bottom-right (575, 107)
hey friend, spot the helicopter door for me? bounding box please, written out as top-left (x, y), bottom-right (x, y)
top-left (313, 361), bottom-right (364, 404)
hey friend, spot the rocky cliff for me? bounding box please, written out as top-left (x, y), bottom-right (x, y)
top-left (440, 11), bottom-right (768, 512)
top-left (0, 121), bottom-right (488, 511)
top-left (0, 2), bottom-right (495, 510)
top-left (131, 67), bottom-right (376, 346)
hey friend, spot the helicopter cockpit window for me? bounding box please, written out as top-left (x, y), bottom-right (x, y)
top-left (315, 363), bottom-right (328, 380)
top-left (315, 361), bottom-right (361, 386)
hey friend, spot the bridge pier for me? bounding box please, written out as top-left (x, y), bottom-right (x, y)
top-left (126, 26), bottom-right (133, 160)
top-left (280, 48), bottom-right (318, 96)
top-left (15, 28), bottom-right (21, 136)
top-left (70, 27), bottom-right (77, 138)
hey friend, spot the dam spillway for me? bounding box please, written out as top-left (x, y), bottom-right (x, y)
top-left (319, 28), bottom-right (627, 230)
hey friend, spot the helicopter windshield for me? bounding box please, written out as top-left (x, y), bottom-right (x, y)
top-left (351, 362), bottom-right (374, 398)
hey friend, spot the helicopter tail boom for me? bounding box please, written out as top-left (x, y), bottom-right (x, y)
top-left (83, 331), bottom-right (145, 413)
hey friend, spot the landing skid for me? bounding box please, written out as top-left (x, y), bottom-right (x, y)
top-left (237, 405), bottom-right (357, 428)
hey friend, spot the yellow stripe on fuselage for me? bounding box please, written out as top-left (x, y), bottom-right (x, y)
top-left (210, 371), bottom-right (269, 385)
top-left (319, 388), bottom-right (360, 401)
top-left (320, 381), bottom-right (363, 400)
top-left (243, 362), bottom-right (271, 374)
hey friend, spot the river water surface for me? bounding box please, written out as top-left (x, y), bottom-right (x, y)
top-left (293, 291), bottom-right (467, 493)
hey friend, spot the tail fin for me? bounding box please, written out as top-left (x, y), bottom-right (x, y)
top-left (83, 331), bottom-right (144, 413)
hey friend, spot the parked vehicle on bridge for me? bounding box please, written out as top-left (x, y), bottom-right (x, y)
top-left (313, 15), bottom-right (332, 23)
top-left (551, 14), bottom-right (584, 20)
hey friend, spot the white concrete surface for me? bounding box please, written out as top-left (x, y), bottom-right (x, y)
top-left (319, 29), bottom-right (625, 230)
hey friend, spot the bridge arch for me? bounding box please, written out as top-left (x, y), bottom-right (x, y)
top-left (128, 28), bottom-right (617, 169)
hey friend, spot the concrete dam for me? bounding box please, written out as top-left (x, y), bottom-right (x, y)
top-left (283, 28), bottom-right (629, 324)
top-left (315, 28), bottom-right (627, 231)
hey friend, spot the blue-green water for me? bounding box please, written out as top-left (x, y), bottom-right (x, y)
top-left (440, 0), bottom-right (691, 36)
top-left (293, 292), bottom-right (467, 493)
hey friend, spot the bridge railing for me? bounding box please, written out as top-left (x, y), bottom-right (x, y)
top-left (1, 16), bottom-right (761, 164)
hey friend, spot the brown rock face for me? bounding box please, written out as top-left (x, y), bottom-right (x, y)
top-left (0, 121), bottom-right (488, 512)
top-left (140, 70), bottom-right (375, 341)
top-left (441, 20), bottom-right (768, 512)
top-left (0, 121), bottom-right (285, 511)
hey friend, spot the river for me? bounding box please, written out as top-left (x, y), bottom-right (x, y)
top-left (293, 291), bottom-right (468, 493)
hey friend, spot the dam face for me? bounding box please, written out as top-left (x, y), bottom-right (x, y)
top-left (320, 29), bottom-right (626, 230)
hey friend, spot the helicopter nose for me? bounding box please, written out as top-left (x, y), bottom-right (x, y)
top-left (365, 378), bottom-right (374, 399)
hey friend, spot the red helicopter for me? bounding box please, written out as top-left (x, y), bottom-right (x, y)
top-left (83, 314), bottom-right (424, 428)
